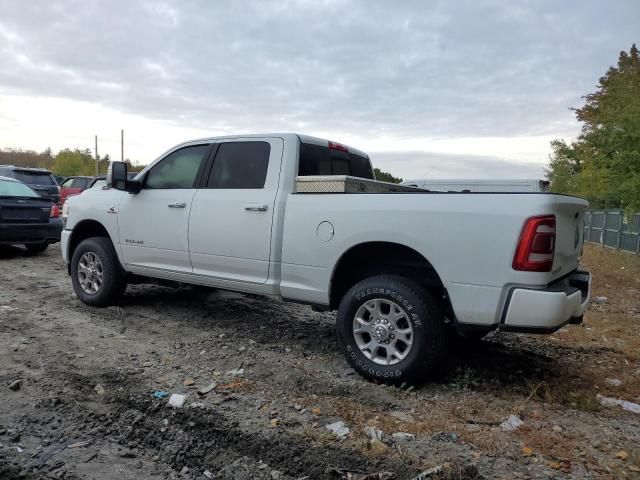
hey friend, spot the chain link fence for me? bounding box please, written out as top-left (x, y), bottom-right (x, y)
top-left (583, 210), bottom-right (640, 254)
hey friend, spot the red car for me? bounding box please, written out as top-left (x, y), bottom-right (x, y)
top-left (58, 176), bottom-right (93, 206)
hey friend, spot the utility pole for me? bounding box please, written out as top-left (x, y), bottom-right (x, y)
top-left (121, 129), bottom-right (124, 162)
top-left (94, 135), bottom-right (98, 176)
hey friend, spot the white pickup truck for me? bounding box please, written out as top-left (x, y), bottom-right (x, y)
top-left (61, 133), bottom-right (591, 384)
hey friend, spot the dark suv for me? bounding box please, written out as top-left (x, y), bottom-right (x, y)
top-left (0, 166), bottom-right (60, 204)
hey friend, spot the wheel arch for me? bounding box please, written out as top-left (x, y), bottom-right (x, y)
top-left (329, 241), bottom-right (454, 319)
top-left (68, 219), bottom-right (119, 266)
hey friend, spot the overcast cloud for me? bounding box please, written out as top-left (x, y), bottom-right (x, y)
top-left (0, 0), bottom-right (637, 178)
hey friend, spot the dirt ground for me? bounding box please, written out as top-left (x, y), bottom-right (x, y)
top-left (1, 244), bottom-right (639, 480)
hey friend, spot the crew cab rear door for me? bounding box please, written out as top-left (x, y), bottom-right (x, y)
top-left (188, 137), bottom-right (283, 284)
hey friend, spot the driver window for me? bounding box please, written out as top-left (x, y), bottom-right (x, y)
top-left (145, 145), bottom-right (210, 189)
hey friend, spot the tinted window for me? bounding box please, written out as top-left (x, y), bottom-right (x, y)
top-left (0, 179), bottom-right (38, 197)
top-left (61, 178), bottom-right (74, 188)
top-left (91, 179), bottom-right (107, 189)
top-left (298, 142), bottom-right (374, 179)
top-left (71, 178), bottom-right (90, 189)
top-left (207, 142), bottom-right (270, 189)
top-left (14, 171), bottom-right (55, 185)
top-left (145, 145), bottom-right (209, 189)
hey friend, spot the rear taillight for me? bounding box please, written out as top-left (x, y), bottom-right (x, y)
top-left (50, 204), bottom-right (60, 218)
top-left (513, 215), bottom-right (556, 272)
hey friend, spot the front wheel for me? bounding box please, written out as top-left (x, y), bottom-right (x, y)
top-left (71, 237), bottom-right (127, 307)
top-left (336, 275), bottom-right (448, 385)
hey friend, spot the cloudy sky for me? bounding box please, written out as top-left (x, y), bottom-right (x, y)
top-left (0, 1), bottom-right (637, 179)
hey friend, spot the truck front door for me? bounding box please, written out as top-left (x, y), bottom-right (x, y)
top-left (117, 144), bottom-right (211, 272)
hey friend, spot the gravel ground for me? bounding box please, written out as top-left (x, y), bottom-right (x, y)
top-left (0, 244), bottom-right (639, 479)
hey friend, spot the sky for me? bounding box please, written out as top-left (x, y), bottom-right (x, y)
top-left (0, 0), bottom-right (638, 180)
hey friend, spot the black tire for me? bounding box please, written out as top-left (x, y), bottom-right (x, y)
top-left (25, 242), bottom-right (49, 253)
top-left (71, 236), bottom-right (127, 307)
top-left (336, 275), bottom-right (448, 385)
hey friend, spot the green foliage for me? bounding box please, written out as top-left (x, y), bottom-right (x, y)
top-left (374, 168), bottom-right (403, 184)
top-left (53, 149), bottom-right (97, 176)
top-left (0, 148), bottom-right (54, 170)
top-left (547, 44), bottom-right (640, 211)
top-left (1, 147), bottom-right (140, 176)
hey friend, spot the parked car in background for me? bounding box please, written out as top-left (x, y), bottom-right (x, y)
top-left (88, 173), bottom-right (138, 190)
top-left (53, 175), bottom-right (66, 186)
top-left (0, 176), bottom-right (62, 252)
top-left (0, 166), bottom-right (60, 204)
top-left (401, 178), bottom-right (550, 192)
top-left (59, 176), bottom-right (93, 206)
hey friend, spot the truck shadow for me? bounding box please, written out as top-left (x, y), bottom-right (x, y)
top-left (119, 285), bottom-right (337, 355)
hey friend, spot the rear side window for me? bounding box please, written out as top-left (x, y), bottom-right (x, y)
top-left (0, 179), bottom-right (38, 197)
top-left (71, 178), bottom-right (90, 189)
top-left (14, 171), bottom-right (55, 185)
top-left (298, 142), bottom-right (374, 179)
top-left (145, 145), bottom-right (210, 189)
top-left (207, 142), bottom-right (270, 189)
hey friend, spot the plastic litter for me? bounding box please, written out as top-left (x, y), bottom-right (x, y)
top-left (363, 426), bottom-right (383, 441)
top-left (596, 394), bottom-right (640, 414)
top-left (168, 393), bottom-right (187, 408)
top-left (152, 390), bottom-right (169, 399)
top-left (500, 414), bottom-right (524, 431)
top-left (326, 421), bottom-right (349, 438)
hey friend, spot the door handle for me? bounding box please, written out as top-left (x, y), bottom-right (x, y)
top-left (244, 204), bottom-right (268, 212)
top-left (168, 202), bottom-right (187, 208)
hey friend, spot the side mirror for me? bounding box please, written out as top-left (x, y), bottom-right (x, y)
top-left (106, 162), bottom-right (142, 194)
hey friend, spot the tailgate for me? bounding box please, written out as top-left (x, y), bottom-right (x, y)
top-left (550, 195), bottom-right (588, 281)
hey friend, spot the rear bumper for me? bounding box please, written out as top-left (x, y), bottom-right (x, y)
top-left (500, 269), bottom-right (591, 333)
top-left (0, 224), bottom-right (47, 243)
top-left (0, 219), bottom-right (62, 245)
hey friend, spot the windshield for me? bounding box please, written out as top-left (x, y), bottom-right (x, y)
top-left (14, 171), bottom-right (55, 186)
top-left (0, 179), bottom-right (39, 197)
top-left (91, 179), bottom-right (107, 189)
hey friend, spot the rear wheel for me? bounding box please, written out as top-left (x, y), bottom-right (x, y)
top-left (71, 237), bottom-right (127, 307)
top-left (25, 242), bottom-right (49, 253)
top-left (336, 275), bottom-right (448, 385)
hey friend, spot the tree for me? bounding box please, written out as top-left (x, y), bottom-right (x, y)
top-left (547, 44), bottom-right (640, 211)
top-left (52, 149), bottom-right (96, 176)
top-left (374, 168), bottom-right (403, 184)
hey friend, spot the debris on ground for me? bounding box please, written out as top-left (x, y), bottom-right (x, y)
top-left (326, 421), bottom-right (349, 439)
top-left (197, 382), bottom-right (217, 396)
top-left (605, 378), bottom-right (623, 387)
top-left (353, 472), bottom-right (396, 480)
top-left (593, 296), bottom-right (608, 304)
top-left (152, 390), bottom-right (169, 399)
top-left (500, 414), bottom-right (524, 431)
top-left (94, 384), bottom-right (105, 396)
top-left (183, 378), bottom-right (196, 386)
top-left (596, 394), bottom-right (640, 413)
top-left (225, 368), bottom-right (245, 376)
top-left (391, 432), bottom-right (415, 441)
top-left (8, 379), bottom-right (22, 391)
top-left (363, 426), bottom-right (383, 442)
top-left (411, 465), bottom-right (443, 479)
top-left (168, 393), bottom-right (187, 408)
